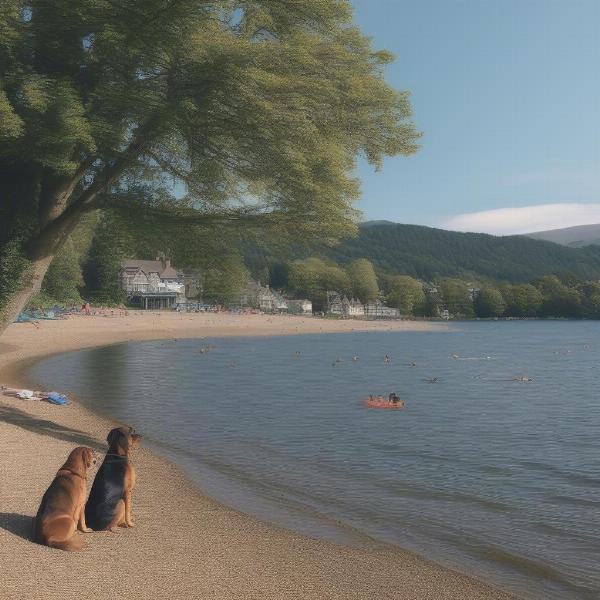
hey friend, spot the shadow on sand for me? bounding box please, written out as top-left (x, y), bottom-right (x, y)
top-left (0, 403), bottom-right (103, 449)
top-left (0, 512), bottom-right (34, 542)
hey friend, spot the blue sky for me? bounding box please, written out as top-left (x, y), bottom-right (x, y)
top-left (351, 0), bottom-right (600, 233)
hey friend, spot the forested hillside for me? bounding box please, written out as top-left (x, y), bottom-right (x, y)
top-left (244, 222), bottom-right (600, 283)
top-left (326, 223), bottom-right (600, 282)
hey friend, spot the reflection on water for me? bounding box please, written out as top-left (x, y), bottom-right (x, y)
top-left (30, 322), bottom-right (600, 600)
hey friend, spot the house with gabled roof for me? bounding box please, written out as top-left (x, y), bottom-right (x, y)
top-left (326, 292), bottom-right (366, 317)
top-left (119, 257), bottom-right (186, 309)
top-left (240, 280), bottom-right (289, 312)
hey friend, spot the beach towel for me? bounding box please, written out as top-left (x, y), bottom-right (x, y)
top-left (16, 390), bottom-right (34, 399)
top-left (46, 392), bottom-right (69, 405)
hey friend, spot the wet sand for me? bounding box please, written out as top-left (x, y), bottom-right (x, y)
top-left (0, 313), bottom-right (516, 600)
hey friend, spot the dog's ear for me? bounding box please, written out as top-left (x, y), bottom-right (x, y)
top-left (86, 448), bottom-right (95, 468)
top-left (106, 428), bottom-right (121, 447)
top-left (71, 447), bottom-right (89, 471)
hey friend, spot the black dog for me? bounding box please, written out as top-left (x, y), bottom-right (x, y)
top-left (85, 427), bottom-right (141, 531)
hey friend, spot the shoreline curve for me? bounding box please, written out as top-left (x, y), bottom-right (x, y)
top-left (0, 312), bottom-right (518, 600)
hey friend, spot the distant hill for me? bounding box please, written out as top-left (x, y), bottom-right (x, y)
top-left (244, 222), bottom-right (600, 283)
top-left (525, 224), bottom-right (600, 248)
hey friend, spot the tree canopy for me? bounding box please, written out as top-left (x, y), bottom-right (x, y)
top-left (287, 256), bottom-right (350, 310)
top-left (0, 0), bottom-right (419, 332)
top-left (438, 279), bottom-right (474, 317)
top-left (385, 274), bottom-right (424, 315)
top-left (473, 287), bottom-right (505, 318)
top-left (347, 258), bottom-right (378, 303)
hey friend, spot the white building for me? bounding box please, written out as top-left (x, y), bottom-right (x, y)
top-left (346, 298), bottom-right (365, 317)
top-left (120, 258), bottom-right (185, 309)
top-left (364, 300), bottom-right (400, 319)
top-left (327, 291), bottom-right (364, 316)
top-left (327, 291), bottom-right (344, 315)
top-left (327, 292), bottom-right (397, 318)
top-left (240, 281), bottom-right (288, 312)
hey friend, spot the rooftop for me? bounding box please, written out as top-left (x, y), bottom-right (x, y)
top-left (121, 259), bottom-right (181, 279)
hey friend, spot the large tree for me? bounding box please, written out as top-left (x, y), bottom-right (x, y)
top-left (287, 256), bottom-right (350, 310)
top-left (0, 1), bottom-right (420, 333)
top-left (439, 278), bottom-right (474, 317)
top-left (385, 274), bottom-right (424, 316)
top-left (499, 283), bottom-right (542, 317)
top-left (535, 275), bottom-right (582, 318)
top-left (202, 253), bottom-right (249, 305)
top-left (473, 287), bottom-right (505, 318)
top-left (347, 258), bottom-right (378, 303)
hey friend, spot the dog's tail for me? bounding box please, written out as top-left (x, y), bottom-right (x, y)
top-left (43, 515), bottom-right (85, 551)
top-left (47, 533), bottom-right (85, 551)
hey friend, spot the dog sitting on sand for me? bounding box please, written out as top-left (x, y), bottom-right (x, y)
top-left (33, 447), bottom-right (96, 551)
top-left (85, 426), bottom-right (142, 531)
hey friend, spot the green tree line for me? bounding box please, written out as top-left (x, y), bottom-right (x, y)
top-left (270, 256), bottom-right (600, 319)
top-left (32, 227), bottom-right (600, 320)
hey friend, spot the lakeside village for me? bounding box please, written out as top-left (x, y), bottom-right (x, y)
top-left (119, 257), bottom-right (411, 319)
top-left (119, 258), bottom-right (454, 319)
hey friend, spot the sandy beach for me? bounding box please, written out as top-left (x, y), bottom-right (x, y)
top-left (0, 312), bottom-right (516, 600)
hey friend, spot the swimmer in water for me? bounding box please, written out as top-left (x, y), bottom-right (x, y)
top-left (384, 355), bottom-right (391, 364)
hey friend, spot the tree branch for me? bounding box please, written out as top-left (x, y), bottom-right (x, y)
top-left (28, 116), bottom-right (164, 259)
top-left (72, 115), bottom-right (164, 211)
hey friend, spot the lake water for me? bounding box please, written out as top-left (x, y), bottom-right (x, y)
top-left (29, 321), bottom-right (600, 599)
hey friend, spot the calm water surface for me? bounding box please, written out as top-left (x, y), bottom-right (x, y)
top-left (30, 321), bottom-right (600, 599)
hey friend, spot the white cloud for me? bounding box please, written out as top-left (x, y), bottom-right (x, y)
top-left (440, 203), bottom-right (600, 236)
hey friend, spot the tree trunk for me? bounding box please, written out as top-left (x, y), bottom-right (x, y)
top-left (0, 120), bottom-right (157, 337)
top-left (0, 196), bottom-right (88, 336)
top-left (0, 254), bottom-right (54, 333)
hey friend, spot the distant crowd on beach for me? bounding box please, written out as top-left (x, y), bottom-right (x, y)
top-left (17, 302), bottom-right (306, 325)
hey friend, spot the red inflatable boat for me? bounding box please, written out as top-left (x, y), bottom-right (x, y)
top-left (363, 397), bottom-right (405, 409)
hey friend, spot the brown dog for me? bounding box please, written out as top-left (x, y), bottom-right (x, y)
top-left (33, 446), bottom-right (95, 551)
top-left (85, 427), bottom-right (141, 531)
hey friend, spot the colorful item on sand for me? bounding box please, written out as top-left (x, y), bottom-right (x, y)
top-left (46, 392), bottom-right (69, 405)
